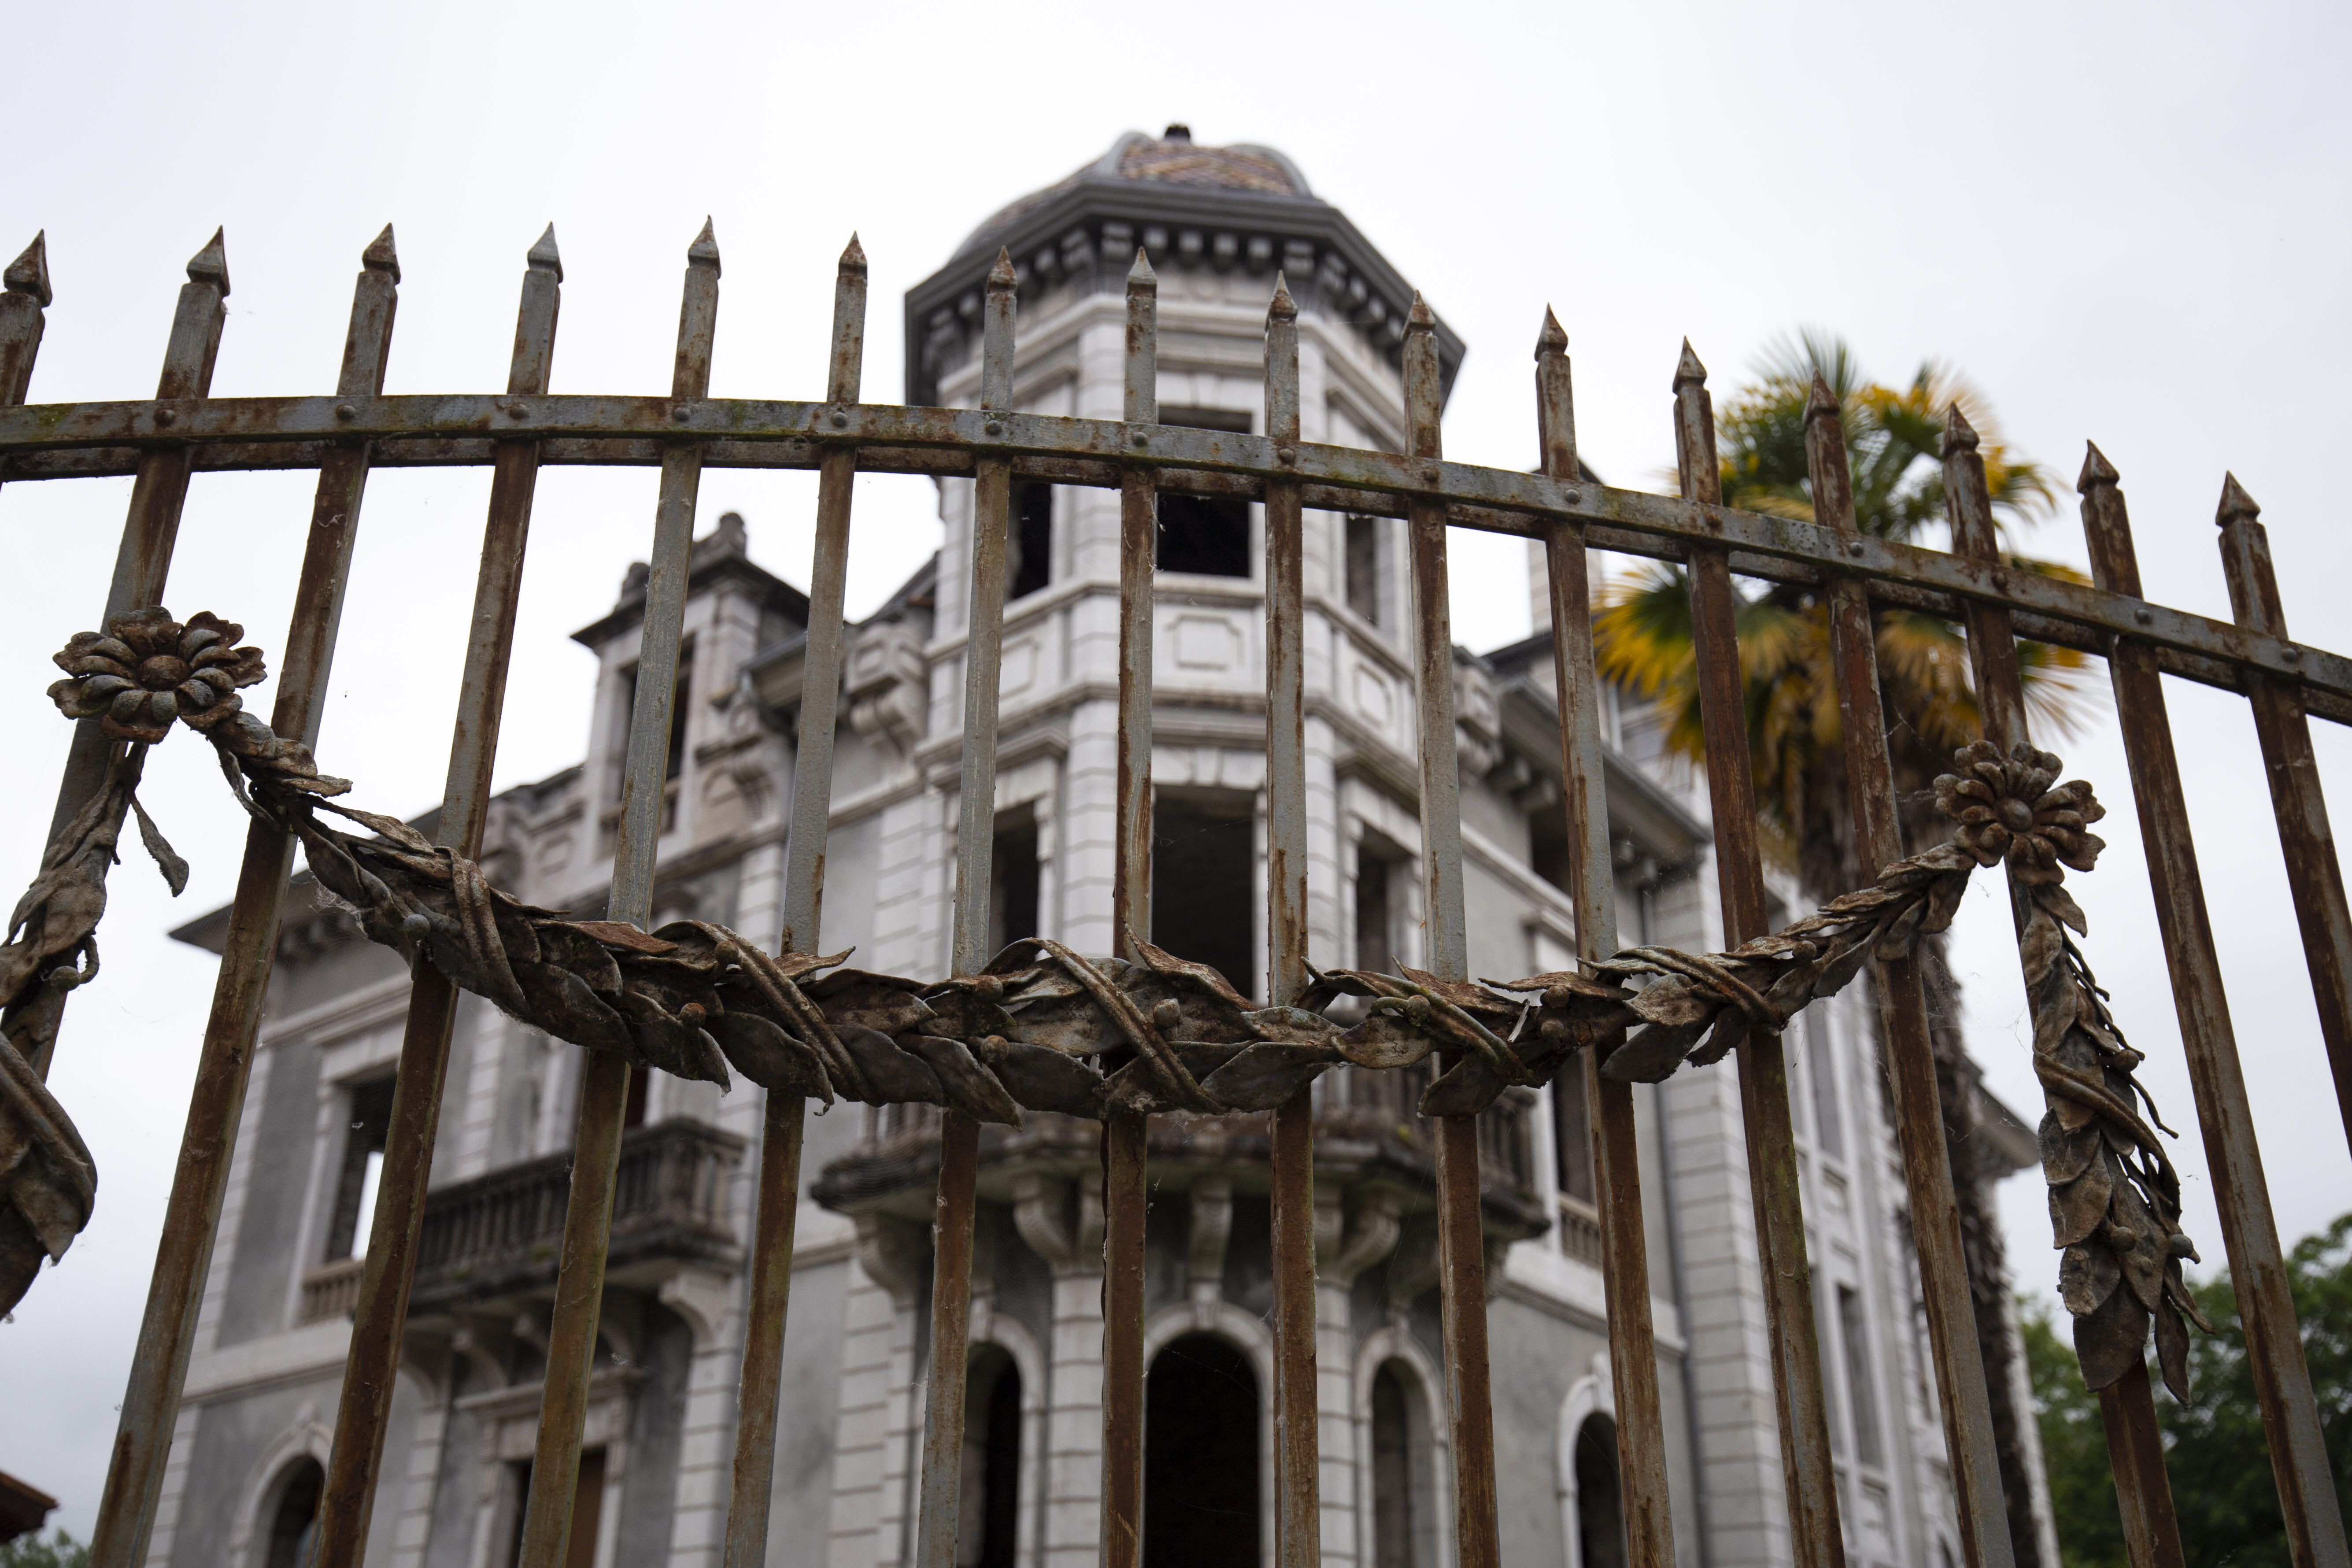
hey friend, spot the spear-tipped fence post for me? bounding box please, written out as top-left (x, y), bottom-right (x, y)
top-left (729, 230), bottom-right (867, 1568)
top-left (2077, 456), bottom-right (2349, 1568)
top-left (1675, 340), bottom-right (1846, 1568)
top-left (1536, 310), bottom-right (1678, 1568)
top-left (516, 218), bottom-right (720, 1568)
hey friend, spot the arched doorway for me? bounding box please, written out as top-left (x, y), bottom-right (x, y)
top-left (1572, 1414), bottom-right (1626, 1568)
top-left (1368, 1360), bottom-right (1438, 1568)
top-left (958, 1343), bottom-right (1022, 1568)
top-left (263, 1457), bottom-right (323, 1568)
top-left (1144, 1332), bottom-right (1260, 1567)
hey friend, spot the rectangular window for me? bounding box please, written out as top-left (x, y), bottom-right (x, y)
top-left (618, 640), bottom-right (694, 786)
top-left (1153, 788), bottom-right (1257, 1000)
top-left (1009, 482), bottom-right (1053, 600)
top-left (1156, 408), bottom-right (1253, 578)
top-left (988, 804), bottom-right (1042, 957)
top-left (1345, 514), bottom-right (1381, 625)
top-left (326, 1077), bottom-right (396, 1261)
top-left (1806, 1013), bottom-right (1845, 1159)
top-left (1354, 838), bottom-right (1397, 975)
top-left (1553, 1062), bottom-right (1597, 1207)
top-left (1839, 1285), bottom-right (1885, 1466)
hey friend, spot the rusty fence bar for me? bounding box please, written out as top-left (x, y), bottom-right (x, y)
top-left (77, 229), bottom-right (276, 1568)
top-left (910, 246), bottom-right (1021, 1568)
top-left (1535, 312), bottom-right (1678, 1568)
top-left (1100, 244), bottom-right (1158, 1568)
top-left (1938, 416), bottom-right (2189, 1564)
top-left (2213, 482), bottom-right (2352, 1159)
top-left (1261, 274), bottom-right (1320, 1568)
top-left (2075, 455), bottom-right (2351, 1568)
top-left (1400, 294), bottom-right (1503, 1568)
top-left (1672, 343), bottom-right (1846, 1568)
top-left (1803, 379), bottom-right (2018, 1568)
top-left (514, 221), bottom-right (721, 1568)
top-left (313, 226), bottom-right (558, 1568)
top-left (724, 232), bottom-right (866, 1568)
top-left (9, 222), bottom-right (2352, 1568)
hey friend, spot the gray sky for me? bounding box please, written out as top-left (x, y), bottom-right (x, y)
top-left (4, 0), bottom-right (2348, 1540)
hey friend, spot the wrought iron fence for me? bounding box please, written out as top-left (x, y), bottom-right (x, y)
top-left (0, 217), bottom-right (2348, 1568)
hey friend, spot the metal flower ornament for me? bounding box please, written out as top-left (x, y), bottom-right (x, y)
top-left (0, 611), bottom-right (2208, 1400)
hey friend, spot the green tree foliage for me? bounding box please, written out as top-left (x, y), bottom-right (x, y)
top-left (2024, 1211), bottom-right (2352, 1566)
top-left (0, 1532), bottom-right (89, 1568)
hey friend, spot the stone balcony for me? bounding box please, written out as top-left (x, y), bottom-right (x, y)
top-left (394, 1119), bottom-right (746, 1317)
top-left (813, 1066), bottom-right (1549, 1245)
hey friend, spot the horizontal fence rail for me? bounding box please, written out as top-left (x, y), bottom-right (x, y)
top-left (0, 222), bottom-right (2347, 1568)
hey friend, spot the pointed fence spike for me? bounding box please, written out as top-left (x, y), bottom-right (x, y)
top-left (1672, 337), bottom-right (1706, 389)
top-left (4, 230), bottom-right (51, 307)
top-left (527, 223), bottom-right (563, 281)
top-left (1126, 245), bottom-right (1157, 290)
top-left (186, 226), bottom-right (230, 296)
top-left (688, 217), bottom-right (721, 274)
top-left (839, 232), bottom-right (868, 276)
top-left (1407, 291), bottom-right (1435, 330)
top-left (361, 223), bottom-right (400, 284)
top-left (1268, 272), bottom-right (1297, 323)
top-left (2078, 440), bottom-right (2120, 493)
top-left (1942, 403), bottom-right (1980, 455)
top-left (987, 246), bottom-right (1018, 292)
top-left (2217, 471), bottom-right (2261, 525)
top-left (1535, 306), bottom-right (1567, 359)
top-left (1804, 374), bottom-right (1840, 422)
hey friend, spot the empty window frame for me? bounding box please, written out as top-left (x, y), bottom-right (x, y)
top-left (325, 1076), bottom-right (396, 1261)
top-left (1009, 481), bottom-right (1053, 601)
top-left (1153, 788), bottom-right (1257, 1001)
top-left (1838, 1285), bottom-right (1885, 1467)
top-left (989, 803), bottom-right (1042, 957)
top-left (1344, 514), bottom-right (1382, 625)
top-left (1144, 1334), bottom-right (1260, 1568)
top-left (1354, 836), bottom-right (1403, 976)
top-left (1553, 1060), bottom-right (1598, 1209)
top-left (1156, 407), bottom-right (1253, 578)
top-left (958, 1344), bottom-right (1022, 1568)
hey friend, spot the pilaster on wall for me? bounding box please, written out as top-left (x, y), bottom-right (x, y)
top-left (827, 1216), bottom-right (927, 1568)
top-left (1312, 1183), bottom-right (1403, 1568)
top-left (1011, 1169), bottom-right (1107, 1568)
top-left (386, 1398), bottom-right (449, 1568)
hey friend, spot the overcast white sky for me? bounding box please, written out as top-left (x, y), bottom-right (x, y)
top-left (3, 0), bottom-right (2348, 1541)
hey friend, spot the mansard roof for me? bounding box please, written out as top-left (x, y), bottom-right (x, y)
top-left (905, 125), bottom-right (1465, 408)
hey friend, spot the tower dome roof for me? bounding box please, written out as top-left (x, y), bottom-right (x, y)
top-left (952, 126), bottom-right (1315, 263)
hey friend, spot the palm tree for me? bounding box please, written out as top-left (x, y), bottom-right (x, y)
top-left (1594, 332), bottom-right (2095, 1567)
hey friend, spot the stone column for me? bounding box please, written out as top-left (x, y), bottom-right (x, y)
top-left (1013, 1168), bottom-right (1106, 1568)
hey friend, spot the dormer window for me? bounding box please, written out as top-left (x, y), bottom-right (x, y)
top-left (1155, 408), bottom-right (1252, 578)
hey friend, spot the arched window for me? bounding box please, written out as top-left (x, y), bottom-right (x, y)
top-left (957, 1344), bottom-right (1022, 1568)
top-left (1145, 1332), bottom-right (1259, 1567)
top-left (1573, 1415), bottom-right (1626, 1568)
top-left (1369, 1361), bottom-right (1438, 1568)
top-left (263, 1457), bottom-right (323, 1568)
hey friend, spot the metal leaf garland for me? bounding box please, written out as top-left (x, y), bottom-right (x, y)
top-left (0, 610), bottom-right (2209, 1398)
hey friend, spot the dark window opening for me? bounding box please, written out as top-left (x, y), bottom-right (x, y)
top-left (1354, 838), bottom-right (1400, 975)
top-left (958, 1346), bottom-right (1022, 1568)
top-left (1529, 802), bottom-right (1571, 894)
top-left (988, 806), bottom-right (1042, 959)
top-left (326, 1076), bottom-right (396, 1261)
top-left (1574, 1415), bottom-right (1627, 1568)
top-left (1009, 482), bottom-right (1054, 600)
top-left (1157, 407), bottom-right (1253, 578)
top-left (1345, 514), bottom-right (1382, 625)
top-left (1838, 1286), bottom-right (1884, 1466)
top-left (1145, 1333), bottom-right (1259, 1568)
top-left (618, 643), bottom-right (694, 787)
top-left (504, 1450), bottom-right (605, 1568)
top-left (1371, 1365), bottom-right (1418, 1568)
top-left (264, 1458), bottom-right (323, 1568)
top-left (1554, 1061), bottom-right (1597, 1207)
top-left (1153, 790), bottom-right (1256, 1001)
